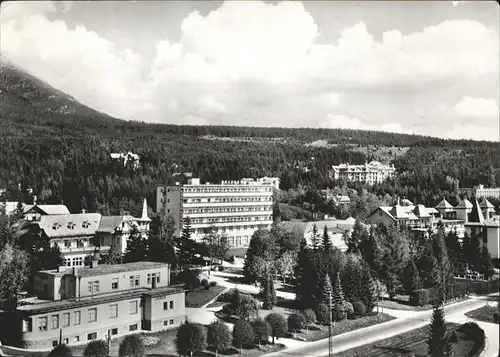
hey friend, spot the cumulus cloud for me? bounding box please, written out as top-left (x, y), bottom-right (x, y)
top-left (451, 96), bottom-right (499, 123)
top-left (0, 1), bottom-right (498, 141)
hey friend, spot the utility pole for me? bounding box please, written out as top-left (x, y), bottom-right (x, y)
top-left (107, 330), bottom-right (111, 352)
top-left (328, 290), bottom-right (333, 357)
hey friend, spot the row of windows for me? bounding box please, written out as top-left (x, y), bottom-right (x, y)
top-left (63, 257), bottom-right (84, 267)
top-left (50, 324), bottom-right (139, 347)
top-left (191, 225), bottom-right (269, 234)
top-left (183, 206), bottom-right (272, 214)
top-left (182, 186), bottom-right (272, 193)
top-left (181, 196), bottom-right (272, 204)
top-left (187, 216), bottom-right (272, 225)
top-left (30, 301), bottom-right (139, 332)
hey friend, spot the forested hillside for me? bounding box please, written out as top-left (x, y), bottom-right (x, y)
top-left (1, 61), bottom-right (499, 217)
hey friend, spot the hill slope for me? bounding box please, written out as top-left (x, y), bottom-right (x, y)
top-left (0, 59), bottom-right (499, 216)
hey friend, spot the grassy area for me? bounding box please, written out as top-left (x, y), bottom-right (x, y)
top-left (379, 299), bottom-right (432, 311)
top-left (465, 305), bottom-right (499, 324)
top-left (185, 285), bottom-right (227, 307)
top-left (294, 313), bottom-right (395, 342)
top-left (332, 323), bottom-right (472, 357)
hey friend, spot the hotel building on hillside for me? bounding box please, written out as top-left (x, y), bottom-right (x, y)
top-left (15, 200), bottom-right (151, 267)
top-left (156, 177), bottom-right (278, 247)
top-left (458, 184), bottom-right (500, 200)
top-left (6, 261), bottom-right (184, 349)
top-left (328, 161), bottom-right (396, 185)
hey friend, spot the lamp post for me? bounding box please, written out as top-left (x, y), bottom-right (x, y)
top-left (328, 290), bottom-right (332, 357)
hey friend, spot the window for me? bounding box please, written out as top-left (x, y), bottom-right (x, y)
top-left (129, 275), bottom-right (139, 287)
top-left (74, 336), bottom-right (80, 342)
top-left (51, 315), bottom-right (59, 329)
top-left (129, 301), bottom-right (138, 314)
top-left (63, 338), bottom-right (69, 344)
top-left (169, 301), bottom-right (174, 309)
top-left (87, 332), bottom-right (97, 340)
top-left (23, 318), bottom-right (32, 332)
top-left (163, 320), bottom-right (168, 326)
top-left (88, 308), bottom-right (97, 322)
top-left (170, 319), bottom-right (174, 325)
top-left (108, 328), bottom-right (118, 336)
top-left (163, 301), bottom-right (168, 310)
top-left (111, 278), bottom-right (119, 290)
top-left (38, 316), bottom-right (47, 331)
top-left (156, 273), bottom-right (160, 284)
top-left (63, 313), bottom-right (70, 327)
top-left (109, 304), bottom-right (118, 318)
top-left (52, 340), bottom-right (58, 347)
top-left (93, 281), bottom-right (99, 293)
top-left (74, 311), bottom-right (81, 325)
top-left (129, 324), bottom-right (138, 331)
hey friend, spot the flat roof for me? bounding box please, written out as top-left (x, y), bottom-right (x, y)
top-left (39, 261), bottom-right (169, 278)
top-left (17, 286), bottom-right (184, 315)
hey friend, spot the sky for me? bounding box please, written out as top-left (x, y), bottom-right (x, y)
top-left (1, 0), bottom-right (499, 141)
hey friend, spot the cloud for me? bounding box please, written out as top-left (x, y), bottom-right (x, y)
top-left (0, 1), bottom-right (498, 141)
top-left (451, 96), bottom-right (499, 123)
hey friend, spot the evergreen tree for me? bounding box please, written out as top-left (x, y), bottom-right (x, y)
top-left (177, 217), bottom-right (194, 270)
top-left (478, 245), bottom-right (494, 280)
top-left (360, 261), bottom-right (377, 313)
top-left (346, 220), bottom-right (367, 254)
top-left (342, 254), bottom-right (364, 302)
top-left (359, 227), bottom-right (384, 275)
top-left (148, 230), bottom-right (177, 269)
top-left (333, 272), bottom-right (345, 308)
top-left (431, 226), bottom-right (454, 300)
top-left (310, 224), bottom-right (320, 251)
top-left (243, 229), bottom-right (273, 283)
top-left (294, 238), bottom-right (318, 308)
top-left (379, 226), bottom-right (410, 300)
top-left (261, 268), bottom-right (277, 310)
top-left (272, 202), bottom-right (281, 221)
top-left (322, 225), bottom-right (332, 252)
top-left (426, 305), bottom-right (452, 357)
top-left (445, 230), bottom-right (464, 275)
top-left (123, 226), bottom-right (147, 263)
top-left (0, 244), bottom-right (29, 311)
top-left (464, 232), bottom-right (482, 272)
top-left (418, 243), bottom-right (441, 289)
top-left (403, 258), bottom-right (422, 295)
top-left (320, 273), bottom-right (333, 306)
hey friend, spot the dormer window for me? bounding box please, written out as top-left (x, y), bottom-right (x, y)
top-left (82, 221), bottom-right (90, 229)
top-left (52, 223), bottom-right (61, 230)
top-left (67, 222), bottom-right (76, 230)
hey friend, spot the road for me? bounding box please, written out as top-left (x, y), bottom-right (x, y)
top-left (262, 295), bottom-right (499, 357)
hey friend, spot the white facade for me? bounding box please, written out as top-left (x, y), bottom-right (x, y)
top-left (156, 178), bottom-right (275, 247)
top-left (329, 161), bottom-right (396, 185)
top-left (458, 184), bottom-right (500, 199)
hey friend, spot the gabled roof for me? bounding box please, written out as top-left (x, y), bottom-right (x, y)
top-left (401, 198), bottom-right (414, 206)
top-left (97, 215), bottom-right (136, 233)
top-left (479, 198), bottom-right (494, 209)
top-left (468, 199), bottom-right (484, 225)
top-left (455, 199), bottom-right (473, 209)
top-left (413, 204), bottom-right (431, 218)
top-left (436, 199), bottom-right (454, 209)
top-left (38, 213), bottom-right (102, 238)
top-left (24, 204), bottom-right (70, 215)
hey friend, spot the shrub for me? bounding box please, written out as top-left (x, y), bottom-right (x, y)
top-left (201, 278), bottom-right (209, 289)
top-left (49, 344), bottom-right (73, 357)
top-left (493, 313), bottom-right (499, 323)
top-left (265, 313), bottom-right (288, 344)
top-left (84, 340), bottom-right (109, 357)
top-left (449, 331), bottom-right (459, 343)
top-left (315, 303), bottom-right (330, 325)
top-left (352, 300), bottom-right (367, 317)
top-left (118, 335), bottom-right (145, 357)
top-left (232, 320), bottom-right (255, 353)
top-left (252, 317), bottom-right (271, 345)
top-left (412, 288), bottom-right (438, 306)
top-left (208, 320), bottom-right (232, 355)
top-left (287, 313), bottom-right (306, 333)
top-left (344, 301), bottom-right (354, 319)
top-left (176, 321), bottom-right (207, 357)
top-left (458, 322), bottom-right (485, 357)
top-left (210, 281), bottom-right (217, 287)
top-left (301, 309), bottom-right (316, 326)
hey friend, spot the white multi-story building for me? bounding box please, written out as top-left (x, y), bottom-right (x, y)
top-left (156, 178), bottom-right (275, 247)
top-left (329, 161), bottom-right (396, 185)
top-left (458, 184), bottom-right (500, 200)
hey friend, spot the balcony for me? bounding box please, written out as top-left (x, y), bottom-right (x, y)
top-left (60, 245), bottom-right (110, 253)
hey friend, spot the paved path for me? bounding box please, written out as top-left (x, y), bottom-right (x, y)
top-left (262, 294), bottom-right (499, 357)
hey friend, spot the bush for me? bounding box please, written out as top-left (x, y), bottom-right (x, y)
top-left (352, 301), bottom-right (366, 317)
top-left (458, 322), bottom-right (485, 357)
top-left (265, 313), bottom-right (288, 344)
top-left (301, 309), bottom-right (316, 326)
top-left (210, 281), bottom-right (217, 287)
top-left (493, 313), bottom-right (499, 323)
top-left (252, 317), bottom-right (271, 345)
top-left (84, 340), bottom-right (109, 357)
top-left (178, 268), bottom-right (202, 290)
top-left (412, 288), bottom-right (438, 306)
top-left (49, 344), bottom-right (73, 357)
top-left (344, 301), bottom-right (354, 319)
top-left (176, 321), bottom-right (208, 356)
top-left (449, 331), bottom-right (459, 343)
top-left (315, 303), bottom-right (330, 325)
top-left (118, 335), bottom-right (145, 357)
top-left (232, 320), bottom-right (255, 353)
top-left (218, 265), bottom-right (225, 271)
top-left (201, 279), bottom-right (209, 289)
top-left (287, 313), bottom-right (306, 332)
top-left (208, 320), bottom-right (232, 354)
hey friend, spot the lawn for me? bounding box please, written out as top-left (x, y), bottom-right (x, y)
top-left (185, 285), bottom-right (227, 307)
top-left (294, 313), bottom-right (395, 342)
top-left (332, 323), bottom-right (477, 357)
top-left (465, 305), bottom-right (499, 324)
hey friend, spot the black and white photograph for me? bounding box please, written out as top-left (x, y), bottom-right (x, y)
top-left (0, 1), bottom-right (498, 356)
